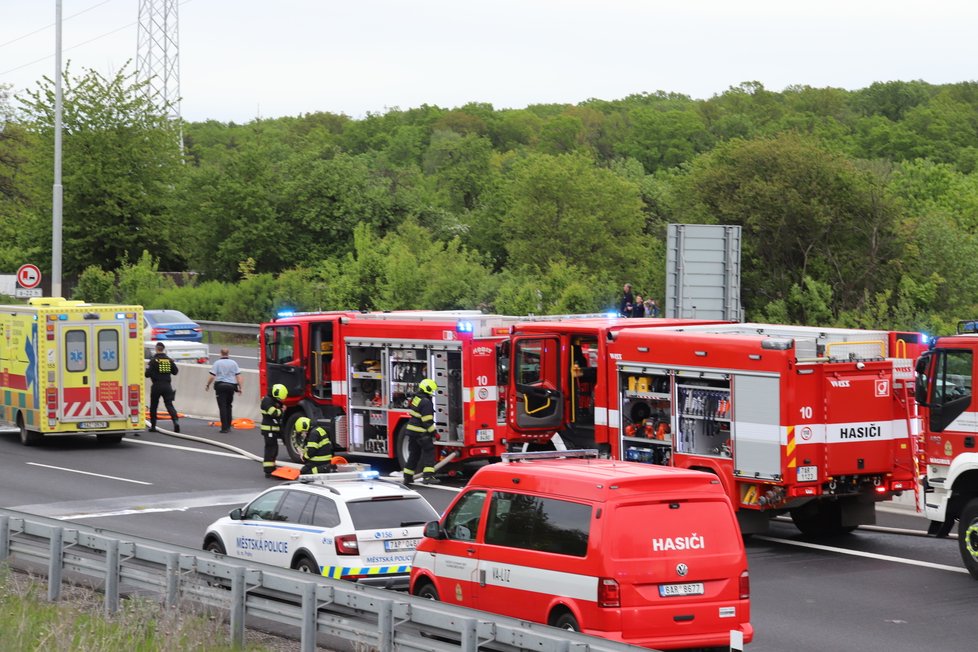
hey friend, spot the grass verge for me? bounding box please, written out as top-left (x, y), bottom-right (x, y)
top-left (0, 565), bottom-right (281, 651)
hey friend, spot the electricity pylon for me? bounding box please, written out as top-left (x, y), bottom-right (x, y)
top-left (136, 0), bottom-right (181, 122)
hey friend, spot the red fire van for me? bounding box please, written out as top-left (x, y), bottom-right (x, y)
top-left (410, 450), bottom-right (752, 650)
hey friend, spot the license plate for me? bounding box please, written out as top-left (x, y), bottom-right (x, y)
top-left (384, 538), bottom-right (420, 552)
top-left (476, 428), bottom-right (493, 442)
top-left (797, 465), bottom-right (818, 482)
top-left (79, 421), bottom-right (109, 430)
top-left (659, 582), bottom-right (704, 597)
top-left (174, 329), bottom-right (191, 335)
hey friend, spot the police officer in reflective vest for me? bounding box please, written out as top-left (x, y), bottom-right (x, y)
top-left (295, 417), bottom-right (334, 474)
top-left (145, 342), bottom-right (179, 433)
top-left (402, 378), bottom-right (439, 485)
top-left (260, 384), bottom-right (287, 477)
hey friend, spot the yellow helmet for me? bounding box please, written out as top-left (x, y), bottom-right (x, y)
top-left (419, 378), bottom-right (437, 395)
top-left (295, 416), bottom-right (311, 432)
top-left (271, 384), bottom-right (288, 400)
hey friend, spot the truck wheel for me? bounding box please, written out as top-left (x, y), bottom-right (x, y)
top-left (18, 415), bottom-right (40, 446)
top-left (281, 412), bottom-right (306, 464)
top-left (395, 425), bottom-right (411, 471)
top-left (790, 501), bottom-right (856, 537)
top-left (958, 497), bottom-right (978, 580)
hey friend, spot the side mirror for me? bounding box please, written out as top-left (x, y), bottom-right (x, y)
top-left (914, 353), bottom-right (932, 407)
top-left (423, 520), bottom-right (444, 540)
top-left (229, 508), bottom-right (243, 521)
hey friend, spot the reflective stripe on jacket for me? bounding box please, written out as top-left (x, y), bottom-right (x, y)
top-left (405, 394), bottom-right (435, 435)
top-left (260, 395), bottom-right (284, 432)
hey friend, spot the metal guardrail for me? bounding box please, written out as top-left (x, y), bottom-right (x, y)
top-left (198, 320), bottom-right (260, 338)
top-left (0, 508), bottom-right (649, 652)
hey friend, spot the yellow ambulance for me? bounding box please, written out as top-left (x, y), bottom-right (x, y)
top-left (0, 298), bottom-right (145, 445)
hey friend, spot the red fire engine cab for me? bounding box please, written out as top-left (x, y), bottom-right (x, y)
top-left (260, 310), bottom-right (551, 473)
top-left (913, 320), bottom-right (978, 578)
top-left (506, 319), bottom-right (927, 535)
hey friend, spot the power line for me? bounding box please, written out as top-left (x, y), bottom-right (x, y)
top-left (0, 22), bottom-right (135, 77)
top-left (0, 0), bottom-right (116, 50)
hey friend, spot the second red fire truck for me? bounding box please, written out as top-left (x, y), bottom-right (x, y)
top-left (505, 319), bottom-right (927, 535)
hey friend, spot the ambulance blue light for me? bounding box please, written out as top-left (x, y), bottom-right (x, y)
top-left (456, 320), bottom-right (473, 333)
top-left (359, 470), bottom-right (380, 480)
top-left (115, 312), bottom-right (126, 319)
top-left (58, 314), bottom-right (68, 320)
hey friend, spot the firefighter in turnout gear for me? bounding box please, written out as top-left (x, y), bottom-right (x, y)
top-left (260, 384), bottom-right (287, 477)
top-left (295, 417), bottom-right (335, 474)
top-left (402, 378), bottom-right (440, 485)
top-left (145, 342), bottom-right (179, 433)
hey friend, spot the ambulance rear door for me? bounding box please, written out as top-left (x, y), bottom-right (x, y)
top-left (58, 318), bottom-right (128, 427)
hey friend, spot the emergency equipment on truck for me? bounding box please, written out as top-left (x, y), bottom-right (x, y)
top-left (260, 311), bottom-right (553, 472)
top-left (0, 297), bottom-right (145, 445)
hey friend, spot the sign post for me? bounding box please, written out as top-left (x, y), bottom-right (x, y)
top-left (15, 264), bottom-right (42, 298)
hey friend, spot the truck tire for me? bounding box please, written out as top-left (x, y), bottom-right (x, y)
top-left (18, 414), bottom-right (40, 446)
top-left (281, 412), bottom-right (306, 464)
top-left (790, 500), bottom-right (856, 537)
top-left (395, 425), bottom-right (411, 471)
top-left (958, 497), bottom-right (978, 580)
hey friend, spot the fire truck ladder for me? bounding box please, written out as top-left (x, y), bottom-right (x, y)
top-left (892, 340), bottom-right (922, 512)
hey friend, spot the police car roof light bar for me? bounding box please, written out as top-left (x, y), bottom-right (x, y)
top-left (501, 449), bottom-right (600, 463)
top-left (297, 470), bottom-right (380, 484)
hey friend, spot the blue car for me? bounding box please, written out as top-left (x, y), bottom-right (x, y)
top-left (144, 309), bottom-right (203, 342)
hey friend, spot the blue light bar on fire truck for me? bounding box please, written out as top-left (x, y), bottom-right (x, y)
top-left (456, 320), bottom-right (474, 333)
top-left (957, 320), bottom-right (978, 334)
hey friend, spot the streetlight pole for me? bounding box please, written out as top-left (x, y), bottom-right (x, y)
top-left (52, 0), bottom-right (63, 298)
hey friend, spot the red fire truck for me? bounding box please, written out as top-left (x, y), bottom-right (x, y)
top-left (912, 320), bottom-right (978, 578)
top-left (506, 319), bottom-right (927, 535)
top-left (260, 310), bottom-right (578, 472)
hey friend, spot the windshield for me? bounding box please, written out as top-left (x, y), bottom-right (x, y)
top-left (347, 496), bottom-right (439, 530)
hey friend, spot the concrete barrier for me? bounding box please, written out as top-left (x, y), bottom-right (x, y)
top-left (144, 363), bottom-right (261, 422)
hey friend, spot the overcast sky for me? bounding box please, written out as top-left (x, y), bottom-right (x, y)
top-left (2, 0), bottom-right (976, 124)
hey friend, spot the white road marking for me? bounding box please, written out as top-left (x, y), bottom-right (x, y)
top-left (755, 535), bottom-right (969, 574)
top-left (26, 462), bottom-right (152, 485)
top-left (57, 497), bottom-right (247, 520)
top-left (128, 438), bottom-right (250, 459)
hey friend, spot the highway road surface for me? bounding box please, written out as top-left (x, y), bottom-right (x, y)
top-left (1, 419), bottom-right (973, 652)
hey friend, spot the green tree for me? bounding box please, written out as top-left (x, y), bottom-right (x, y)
top-left (501, 153), bottom-right (650, 282)
top-left (18, 64), bottom-right (184, 277)
top-left (675, 133), bottom-right (901, 321)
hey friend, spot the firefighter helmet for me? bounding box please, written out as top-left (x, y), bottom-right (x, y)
top-left (295, 416), bottom-right (311, 432)
top-left (419, 378), bottom-right (437, 395)
top-left (271, 384), bottom-right (288, 400)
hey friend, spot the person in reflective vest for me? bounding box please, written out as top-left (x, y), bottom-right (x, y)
top-left (145, 342), bottom-right (179, 433)
top-left (402, 378), bottom-right (439, 485)
top-left (260, 384), bottom-right (287, 477)
top-left (295, 416), bottom-right (334, 474)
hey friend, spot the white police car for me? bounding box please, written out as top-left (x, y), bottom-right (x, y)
top-left (202, 470), bottom-right (439, 589)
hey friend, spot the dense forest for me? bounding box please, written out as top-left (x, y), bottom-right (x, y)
top-left (2, 66), bottom-right (978, 333)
